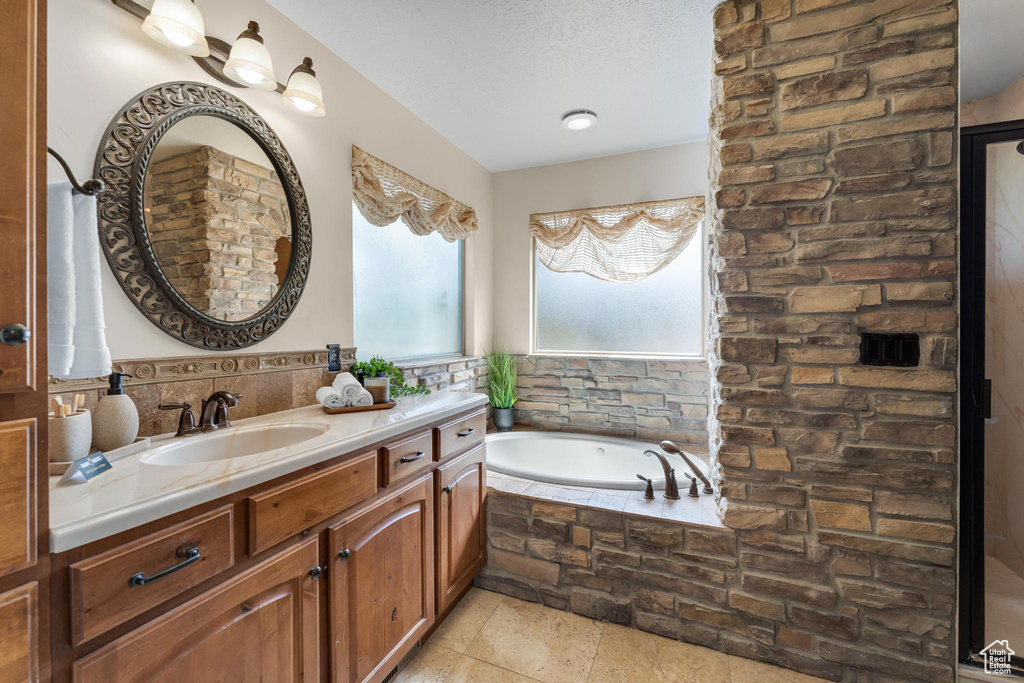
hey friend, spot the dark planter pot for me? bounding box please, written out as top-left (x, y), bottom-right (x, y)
top-left (493, 407), bottom-right (515, 432)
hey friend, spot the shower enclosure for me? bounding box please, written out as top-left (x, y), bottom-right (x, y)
top-left (961, 119), bottom-right (1024, 675)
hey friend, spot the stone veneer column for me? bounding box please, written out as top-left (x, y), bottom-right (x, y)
top-left (707, 0), bottom-right (958, 678)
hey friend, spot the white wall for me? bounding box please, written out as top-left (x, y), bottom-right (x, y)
top-left (490, 141), bottom-right (710, 352)
top-left (48, 0), bottom-right (493, 359)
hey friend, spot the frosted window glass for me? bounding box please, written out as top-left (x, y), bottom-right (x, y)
top-left (353, 203), bottom-right (462, 359)
top-left (534, 232), bottom-right (703, 356)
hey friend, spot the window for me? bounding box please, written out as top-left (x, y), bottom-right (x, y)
top-left (352, 203), bottom-right (463, 359)
top-left (533, 231), bottom-right (703, 356)
top-left (531, 197), bottom-right (704, 357)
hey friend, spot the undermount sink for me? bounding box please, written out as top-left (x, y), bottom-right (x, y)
top-left (142, 423), bottom-right (330, 466)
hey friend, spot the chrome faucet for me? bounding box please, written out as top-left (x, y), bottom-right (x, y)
top-left (199, 391), bottom-right (241, 431)
top-left (643, 449), bottom-right (681, 500)
top-left (660, 440), bottom-right (713, 495)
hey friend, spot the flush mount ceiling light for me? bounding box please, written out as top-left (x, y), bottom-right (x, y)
top-left (282, 57), bottom-right (326, 117)
top-left (141, 0), bottom-right (209, 56)
top-left (223, 21), bottom-right (276, 90)
top-left (561, 110), bottom-right (598, 130)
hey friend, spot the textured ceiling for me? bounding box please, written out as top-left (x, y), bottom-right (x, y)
top-left (269, 0), bottom-right (717, 171)
top-left (960, 0), bottom-right (1024, 101)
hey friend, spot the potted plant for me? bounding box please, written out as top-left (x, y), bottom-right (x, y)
top-left (347, 356), bottom-right (430, 397)
top-left (485, 348), bottom-right (518, 432)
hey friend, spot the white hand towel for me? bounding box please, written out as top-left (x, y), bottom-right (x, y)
top-left (332, 372), bottom-right (366, 401)
top-left (47, 182), bottom-right (76, 377)
top-left (64, 191), bottom-right (112, 379)
top-left (316, 386), bottom-right (345, 410)
top-left (349, 391), bottom-right (373, 407)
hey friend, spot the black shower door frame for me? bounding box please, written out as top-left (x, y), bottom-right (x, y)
top-left (959, 118), bottom-right (1024, 673)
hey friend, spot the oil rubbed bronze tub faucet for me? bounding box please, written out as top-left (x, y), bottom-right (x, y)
top-left (199, 391), bottom-right (242, 431)
top-left (660, 440), bottom-right (714, 496)
top-left (643, 449), bottom-right (681, 500)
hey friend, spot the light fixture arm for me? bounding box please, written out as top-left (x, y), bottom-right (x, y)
top-left (111, 0), bottom-right (286, 93)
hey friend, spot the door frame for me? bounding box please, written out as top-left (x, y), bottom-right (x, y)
top-left (959, 118), bottom-right (1024, 672)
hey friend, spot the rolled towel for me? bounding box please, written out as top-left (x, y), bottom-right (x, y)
top-left (316, 386), bottom-right (345, 410)
top-left (350, 390), bottom-right (373, 407)
top-left (333, 372), bottom-right (366, 402)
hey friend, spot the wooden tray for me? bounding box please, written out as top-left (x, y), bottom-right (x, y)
top-left (323, 400), bottom-right (396, 415)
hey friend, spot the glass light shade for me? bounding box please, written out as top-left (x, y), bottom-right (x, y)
top-left (141, 0), bottom-right (209, 57)
top-left (282, 58), bottom-right (326, 117)
top-left (561, 110), bottom-right (597, 130)
top-left (223, 21), bottom-right (276, 90)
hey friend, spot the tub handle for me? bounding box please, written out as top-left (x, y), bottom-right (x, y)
top-left (636, 474), bottom-right (655, 500)
top-left (457, 427), bottom-right (475, 437)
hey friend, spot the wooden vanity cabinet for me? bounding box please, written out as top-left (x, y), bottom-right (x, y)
top-left (328, 474), bottom-right (434, 683)
top-left (72, 537), bottom-right (321, 683)
top-left (435, 444), bottom-right (487, 613)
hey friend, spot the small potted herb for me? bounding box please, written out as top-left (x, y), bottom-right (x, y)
top-left (347, 356), bottom-right (431, 398)
top-left (485, 348), bottom-right (518, 432)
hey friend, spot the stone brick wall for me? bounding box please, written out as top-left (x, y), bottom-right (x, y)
top-left (514, 356), bottom-right (709, 445)
top-left (704, 0), bottom-right (958, 679)
top-left (147, 146), bottom-right (290, 321)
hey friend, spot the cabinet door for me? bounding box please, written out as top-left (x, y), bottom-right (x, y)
top-left (436, 444), bottom-right (486, 613)
top-left (328, 474), bottom-right (434, 683)
top-left (73, 537), bottom-right (321, 683)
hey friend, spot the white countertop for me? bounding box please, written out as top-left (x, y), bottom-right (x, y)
top-left (49, 392), bottom-right (488, 554)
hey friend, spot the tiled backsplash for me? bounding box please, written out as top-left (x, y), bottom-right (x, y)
top-left (49, 350), bottom-right (488, 439)
top-left (514, 355), bottom-right (709, 445)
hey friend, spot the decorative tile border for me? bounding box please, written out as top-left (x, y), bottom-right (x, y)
top-left (48, 347), bottom-right (357, 394)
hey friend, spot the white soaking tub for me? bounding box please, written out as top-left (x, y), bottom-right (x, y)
top-left (485, 431), bottom-right (709, 491)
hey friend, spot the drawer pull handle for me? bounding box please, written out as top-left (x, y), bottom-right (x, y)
top-left (457, 428), bottom-right (475, 437)
top-left (309, 566), bottom-right (324, 581)
top-left (337, 548), bottom-right (351, 561)
top-left (399, 451), bottom-right (425, 464)
top-left (129, 547), bottom-right (200, 587)
top-left (442, 484), bottom-right (454, 494)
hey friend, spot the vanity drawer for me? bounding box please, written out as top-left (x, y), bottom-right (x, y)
top-left (434, 409), bottom-right (486, 462)
top-left (248, 451), bottom-right (377, 555)
top-left (69, 505), bottom-right (234, 645)
top-left (381, 431), bottom-right (433, 487)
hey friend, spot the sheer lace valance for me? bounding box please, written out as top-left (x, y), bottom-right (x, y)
top-left (529, 196), bottom-right (704, 284)
top-left (352, 145), bottom-right (478, 242)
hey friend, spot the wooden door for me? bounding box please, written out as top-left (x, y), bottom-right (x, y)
top-left (328, 474), bottom-right (434, 683)
top-left (72, 537), bottom-right (321, 682)
top-left (0, 0), bottom-right (47, 680)
top-left (435, 444), bottom-right (486, 613)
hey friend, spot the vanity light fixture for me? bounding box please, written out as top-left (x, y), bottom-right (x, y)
top-left (223, 21), bottom-right (276, 90)
top-left (282, 58), bottom-right (326, 117)
top-left (140, 0), bottom-right (210, 56)
top-left (561, 110), bottom-right (598, 130)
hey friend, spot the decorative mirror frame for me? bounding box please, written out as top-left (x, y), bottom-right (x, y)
top-left (94, 82), bottom-right (312, 349)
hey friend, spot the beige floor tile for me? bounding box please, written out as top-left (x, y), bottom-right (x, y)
top-left (428, 588), bottom-right (505, 653)
top-left (465, 595), bottom-right (605, 683)
top-left (395, 643), bottom-right (462, 683)
top-left (589, 623), bottom-right (731, 683)
top-left (445, 655), bottom-right (542, 682)
top-left (727, 655), bottom-right (825, 683)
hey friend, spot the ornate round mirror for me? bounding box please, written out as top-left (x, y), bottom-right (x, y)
top-left (95, 82), bottom-right (311, 349)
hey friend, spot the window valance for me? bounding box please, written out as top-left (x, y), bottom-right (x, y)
top-left (529, 196), bottom-right (704, 284)
top-left (351, 145), bottom-right (478, 242)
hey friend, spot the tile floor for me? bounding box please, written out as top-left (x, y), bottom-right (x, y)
top-left (398, 588), bottom-right (826, 683)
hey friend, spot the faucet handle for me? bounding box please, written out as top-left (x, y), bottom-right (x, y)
top-left (636, 474), bottom-right (655, 500)
top-left (159, 402), bottom-right (197, 437)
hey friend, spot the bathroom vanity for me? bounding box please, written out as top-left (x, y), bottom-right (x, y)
top-left (45, 393), bottom-right (488, 682)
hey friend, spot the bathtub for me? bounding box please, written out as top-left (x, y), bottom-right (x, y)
top-left (485, 431), bottom-right (709, 491)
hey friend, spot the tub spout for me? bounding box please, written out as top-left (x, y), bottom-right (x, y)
top-left (660, 440), bottom-right (713, 495)
top-left (643, 450), bottom-right (681, 500)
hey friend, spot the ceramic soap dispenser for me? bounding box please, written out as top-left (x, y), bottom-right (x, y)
top-left (92, 371), bottom-right (139, 452)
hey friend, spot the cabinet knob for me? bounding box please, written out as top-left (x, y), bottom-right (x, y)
top-left (442, 484), bottom-right (454, 494)
top-left (0, 324), bottom-right (30, 346)
top-left (337, 548), bottom-right (351, 562)
top-left (308, 566), bottom-right (324, 581)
